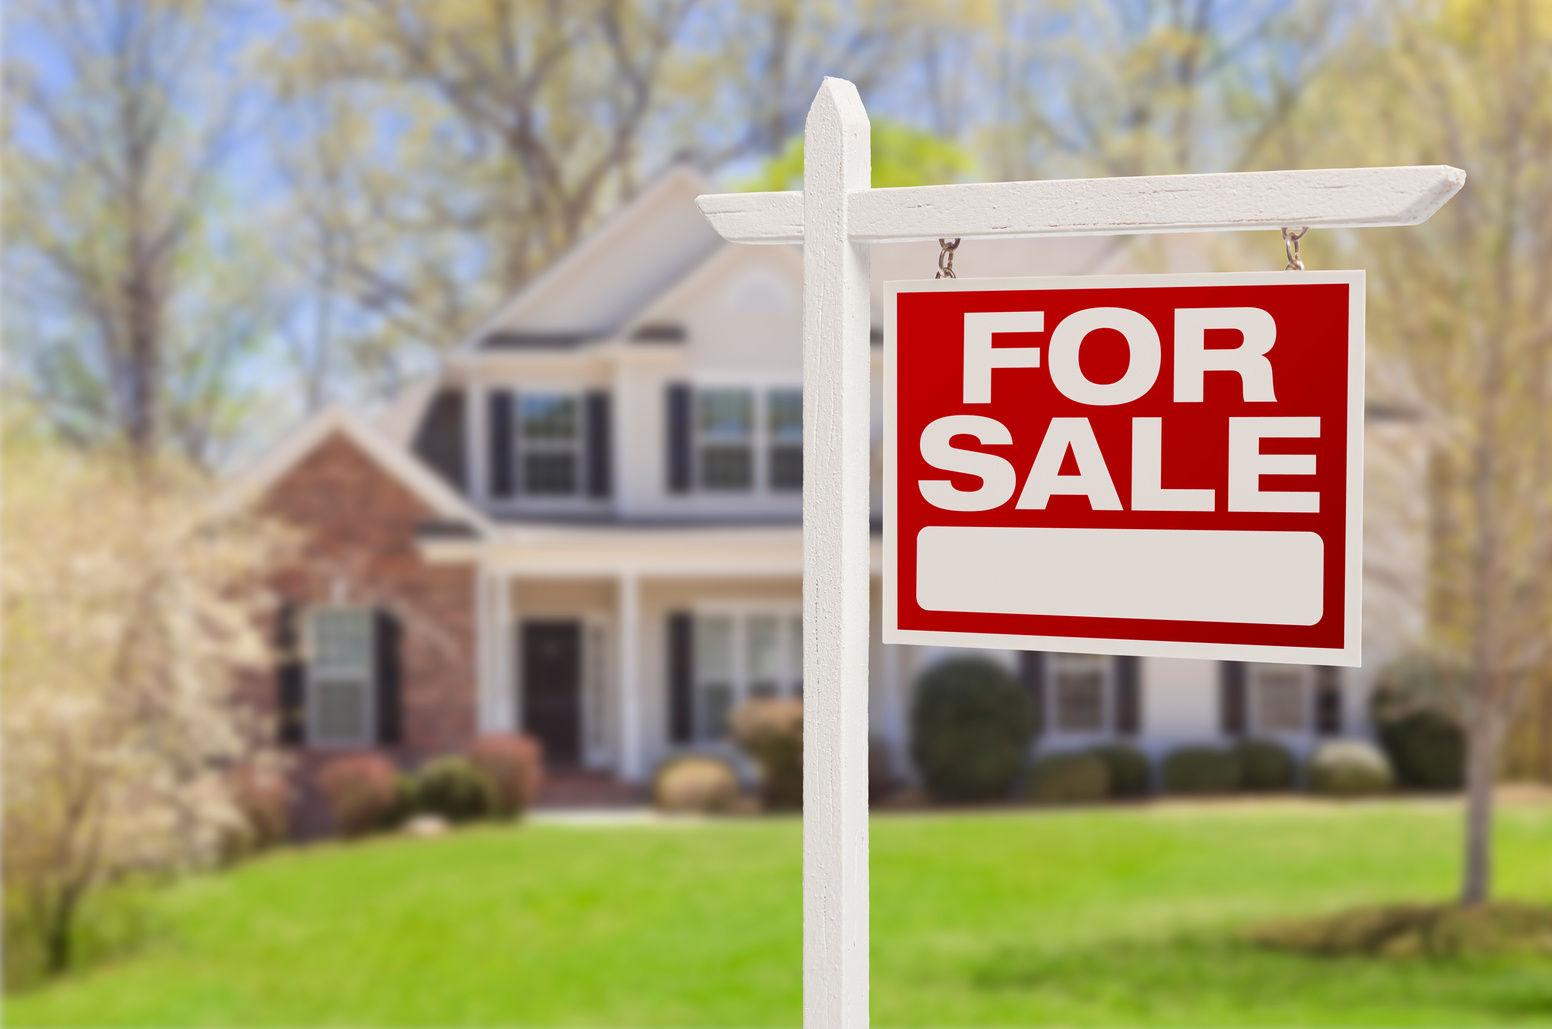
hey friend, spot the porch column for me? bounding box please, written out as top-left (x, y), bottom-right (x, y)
top-left (495, 571), bottom-right (515, 732)
top-left (618, 572), bottom-right (643, 781)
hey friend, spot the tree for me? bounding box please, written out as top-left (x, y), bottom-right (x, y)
top-left (1293, 0), bottom-right (1552, 905)
top-left (1, 422), bottom-right (287, 978)
top-left (4, 0), bottom-right (273, 467)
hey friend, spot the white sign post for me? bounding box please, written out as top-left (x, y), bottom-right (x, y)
top-left (696, 76), bottom-right (1463, 1029)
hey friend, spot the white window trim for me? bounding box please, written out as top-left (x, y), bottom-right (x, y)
top-left (690, 602), bottom-right (804, 743)
top-left (689, 376), bottom-right (803, 499)
top-left (305, 605), bottom-right (376, 749)
top-left (1248, 663), bottom-right (1312, 736)
top-left (1046, 652), bottom-right (1113, 741)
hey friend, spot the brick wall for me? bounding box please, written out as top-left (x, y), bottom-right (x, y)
top-left (256, 431), bottom-right (477, 831)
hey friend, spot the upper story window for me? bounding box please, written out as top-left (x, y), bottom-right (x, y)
top-left (487, 388), bottom-right (610, 503)
top-left (519, 393), bottom-right (581, 495)
top-left (669, 384), bottom-right (801, 496)
top-left (697, 388), bottom-right (755, 490)
top-left (307, 607), bottom-right (375, 747)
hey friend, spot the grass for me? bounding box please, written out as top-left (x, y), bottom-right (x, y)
top-left (9, 800), bottom-right (1552, 1026)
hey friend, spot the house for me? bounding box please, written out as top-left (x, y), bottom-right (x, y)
top-left (231, 167), bottom-right (1424, 814)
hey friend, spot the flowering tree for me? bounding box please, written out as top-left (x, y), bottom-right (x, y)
top-left (2, 428), bottom-right (287, 976)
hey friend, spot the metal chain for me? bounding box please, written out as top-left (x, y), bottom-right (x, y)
top-left (935, 237), bottom-right (961, 279)
top-left (1282, 227), bottom-right (1308, 271)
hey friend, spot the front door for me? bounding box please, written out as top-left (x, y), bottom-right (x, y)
top-left (521, 620), bottom-right (582, 765)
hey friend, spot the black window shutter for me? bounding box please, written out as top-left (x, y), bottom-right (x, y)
top-left (1114, 656), bottom-right (1141, 735)
top-left (666, 383), bottom-right (692, 493)
top-left (1018, 651), bottom-right (1046, 737)
top-left (1220, 661), bottom-right (1248, 735)
top-left (375, 608), bottom-right (403, 746)
top-left (585, 391), bottom-right (612, 498)
top-left (489, 390), bottom-right (515, 499)
top-left (668, 612), bottom-right (694, 742)
top-left (276, 603), bottom-right (306, 746)
top-left (1314, 666), bottom-right (1343, 735)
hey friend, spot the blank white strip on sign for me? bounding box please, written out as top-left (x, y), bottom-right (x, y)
top-left (917, 526), bottom-right (1324, 626)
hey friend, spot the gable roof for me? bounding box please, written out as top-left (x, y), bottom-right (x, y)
top-left (218, 406), bottom-right (492, 535)
top-left (454, 166), bottom-right (725, 352)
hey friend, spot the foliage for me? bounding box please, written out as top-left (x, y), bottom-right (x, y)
top-left (869, 737), bottom-right (897, 804)
top-left (1234, 739), bottom-right (1298, 791)
top-left (12, 804), bottom-right (1552, 1025)
top-left (1161, 746), bottom-right (1242, 794)
top-left (1379, 710), bottom-right (1467, 791)
top-left (1307, 741), bottom-right (1395, 798)
top-left (1250, 902), bottom-right (1552, 958)
top-left (1, 432), bottom-right (284, 976)
top-left (730, 699), bottom-right (803, 810)
top-left (911, 659), bottom-right (1033, 801)
top-left (739, 120), bottom-right (976, 191)
top-left (412, 757), bottom-right (495, 824)
top-left (317, 754), bottom-right (405, 837)
top-left (4, 0), bottom-right (275, 464)
top-left (1026, 752), bottom-right (1110, 805)
top-left (1088, 743), bottom-right (1151, 797)
top-left (466, 734), bottom-right (544, 819)
top-left (651, 755), bottom-right (741, 814)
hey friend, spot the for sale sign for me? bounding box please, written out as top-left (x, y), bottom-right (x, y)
top-left (882, 271), bottom-right (1364, 665)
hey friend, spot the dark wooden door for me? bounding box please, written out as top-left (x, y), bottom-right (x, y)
top-left (521, 620), bottom-right (582, 765)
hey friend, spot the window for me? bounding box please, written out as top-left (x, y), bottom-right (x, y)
top-left (768, 388), bottom-right (803, 490)
top-left (1052, 653), bottom-right (1107, 733)
top-left (693, 610), bottom-right (802, 740)
top-left (1252, 664), bottom-right (1307, 733)
top-left (697, 388), bottom-right (754, 489)
top-left (307, 607), bottom-right (374, 747)
top-left (518, 393), bottom-right (580, 495)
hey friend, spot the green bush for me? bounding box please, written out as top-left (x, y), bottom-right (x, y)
top-left (1088, 743), bottom-right (1150, 797)
top-left (1162, 746), bottom-right (1242, 794)
top-left (413, 757), bottom-right (496, 823)
top-left (1235, 738), bottom-right (1297, 791)
top-left (652, 755), bottom-right (741, 813)
top-left (1308, 740), bottom-right (1394, 796)
top-left (1027, 752), bottom-right (1110, 804)
top-left (910, 659), bottom-right (1034, 801)
top-left (1379, 710), bottom-right (1465, 790)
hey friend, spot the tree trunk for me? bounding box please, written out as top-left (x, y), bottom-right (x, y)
top-left (1461, 705), bottom-right (1497, 906)
top-left (43, 888), bottom-right (79, 975)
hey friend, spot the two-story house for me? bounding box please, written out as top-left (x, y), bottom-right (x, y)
top-left (231, 167), bottom-right (1424, 809)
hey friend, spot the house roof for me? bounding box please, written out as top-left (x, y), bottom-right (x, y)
top-left (453, 166), bottom-right (726, 352)
top-left (218, 406), bottom-right (492, 536)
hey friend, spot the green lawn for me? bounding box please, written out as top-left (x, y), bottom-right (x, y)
top-left (10, 801), bottom-right (1552, 1027)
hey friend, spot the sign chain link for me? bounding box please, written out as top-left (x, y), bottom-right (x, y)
top-left (935, 237), bottom-right (960, 279)
top-left (1282, 226), bottom-right (1308, 271)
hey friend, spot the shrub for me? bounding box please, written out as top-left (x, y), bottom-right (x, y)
top-left (467, 734), bottom-right (544, 818)
top-left (652, 755), bottom-right (741, 814)
top-left (869, 737), bottom-right (896, 804)
top-left (1308, 740), bottom-right (1394, 796)
top-left (413, 756), bottom-right (496, 823)
top-left (224, 765), bottom-right (292, 858)
top-left (317, 753), bottom-right (403, 837)
top-left (1027, 752), bottom-right (1110, 804)
top-left (1235, 738), bottom-right (1297, 791)
top-left (731, 699), bottom-right (803, 809)
top-left (1379, 709), bottom-right (1465, 790)
top-left (910, 659), bottom-right (1034, 801)
top-left (1161, 746), bottom-right (1241, 794)
top-left (1088, 743), bottom-right (1150, 797)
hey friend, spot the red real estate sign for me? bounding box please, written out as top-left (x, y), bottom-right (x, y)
top-left (882, 271), bottom-right (1365, 666)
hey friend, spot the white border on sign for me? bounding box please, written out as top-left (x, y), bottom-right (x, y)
top-left (881, 269), bottom-right (1366, 667)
